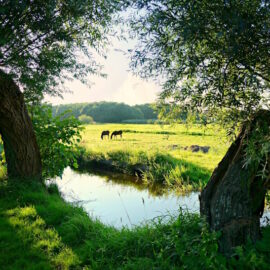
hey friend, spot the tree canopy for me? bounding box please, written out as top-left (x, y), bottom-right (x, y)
top-left (129, 0), bottom-right (270, 125)
top-left (0, 0), bottom-right (124, 102)
top-left (128, 3), bottom-right (270, 237)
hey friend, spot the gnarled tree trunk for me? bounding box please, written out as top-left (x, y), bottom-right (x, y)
top-left (0, 71), bottom-right (42, 179)
top-left (200, 110), bottom-right (270, 255)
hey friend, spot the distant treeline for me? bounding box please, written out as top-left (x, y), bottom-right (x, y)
top-left (52, 102), bottom-right (158, 123)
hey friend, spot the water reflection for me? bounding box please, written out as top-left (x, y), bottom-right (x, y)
top-left (51, 167), bottom-right (270, 228)
top-left (51, 167), bottom-right (199, 228)
top-left (74, 167), bottom-right (172, 197)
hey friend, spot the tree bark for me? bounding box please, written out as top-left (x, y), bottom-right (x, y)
top-left (200, 110), bottom-right (270, 255)
top-left (0, 71), bottom-right (42, 179)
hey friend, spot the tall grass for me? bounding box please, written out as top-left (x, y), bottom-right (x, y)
top-left (78, 148), bottom-right (211, 190)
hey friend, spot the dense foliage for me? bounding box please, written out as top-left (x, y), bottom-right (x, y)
top-left (52, 102), bottom-right (158, 123)
top-left (31, 105), bottom-right (82, 178)
top-left (128, 0), bottom-right (270, 125)
top-left (128, 0), bottom-right (270, 186)
top-left (0, 0), bottom-right (125, 102)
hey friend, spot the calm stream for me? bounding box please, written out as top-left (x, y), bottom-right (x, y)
top-left (51, 167), bottom-right (269, 228)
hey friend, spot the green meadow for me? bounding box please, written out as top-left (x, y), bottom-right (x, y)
top-left (79, 124), bottom-right (230, 190)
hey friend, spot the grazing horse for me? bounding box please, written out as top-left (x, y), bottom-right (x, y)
top-left (101, 130), bottom-right (110, 140)
top-left (111, 130), bottom-right (123, 139)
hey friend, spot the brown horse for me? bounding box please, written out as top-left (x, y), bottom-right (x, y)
top-left (111, 130), bottom-right (122, 139)
top-left (101, 130), bottom-right (110, 140)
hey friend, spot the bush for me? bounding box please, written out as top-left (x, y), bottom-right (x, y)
top-left (31, 104), bottom-right (82, 178)
top-left (78, 114), bottom-right (94, 124)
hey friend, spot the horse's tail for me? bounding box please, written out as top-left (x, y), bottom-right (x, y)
top-left (110, 132), bottom-right (114, 139)
top-left (101, 133), bottom-right (103, 140)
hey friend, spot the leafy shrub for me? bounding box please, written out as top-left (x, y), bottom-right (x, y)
top-left (78, 114), bottom-right (94, 124)
top-left (31, 105), bottom-right (82, 178)
top-left (0, 140), bottom-right (3, 154)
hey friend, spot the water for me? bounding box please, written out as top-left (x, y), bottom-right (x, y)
top-left (51, 167), bottom-right (199, 228)
top-left (51, 167), bottom-right (270, 228)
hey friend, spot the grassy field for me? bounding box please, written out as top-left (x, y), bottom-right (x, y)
top-left (79, 124), bottom-right (230, 190)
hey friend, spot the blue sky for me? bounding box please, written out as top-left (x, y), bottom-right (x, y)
top-left (46, 34), bottom-right (161, 106)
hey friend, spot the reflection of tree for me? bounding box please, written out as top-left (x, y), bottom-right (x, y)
top-left (75, 167), bottom-right (170, 198)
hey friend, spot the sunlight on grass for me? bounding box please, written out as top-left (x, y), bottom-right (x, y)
top-left (5, 206), bottom-right (79, 269)
top-left (0, 137), bottom-right (5, 180)
top-left (78, 124), bottom-right (229, 190)
top-left (0, 166), bottom-right (6, 179)
top-left (81, 124), bottom-right (229, 170)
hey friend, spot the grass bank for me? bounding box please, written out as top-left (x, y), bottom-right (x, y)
top-left (77, 149), bottom-right (212, 192)
top-left (78, 124), bottom-right (229, 191)
top-left (1, 175), bottom-right (270, 269)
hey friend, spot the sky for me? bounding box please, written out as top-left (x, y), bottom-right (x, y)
top-left (45, 35), bottom-right (162, 106)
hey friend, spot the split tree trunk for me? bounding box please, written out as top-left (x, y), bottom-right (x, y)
top-left (200, 110), bottom-right (270, 255)
top-left (0, 71), bottom-right (42, 179)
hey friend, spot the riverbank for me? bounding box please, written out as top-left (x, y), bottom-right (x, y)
top-left (1, 175), bottom-right (270, 269)
top-left (77, 149), bottom-right (212, 192)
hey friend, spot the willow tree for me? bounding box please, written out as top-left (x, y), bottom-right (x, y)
top-left (128, 0), bottom-right (270, 253)
top-left (0, 0), bottom-right (123, 179)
